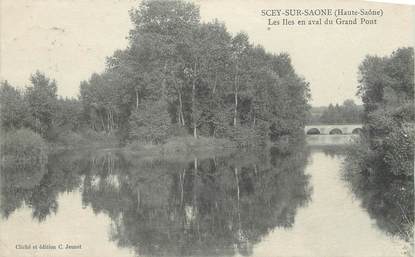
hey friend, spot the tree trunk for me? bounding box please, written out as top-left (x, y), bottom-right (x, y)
top-left (193, 91), bottom-right (196, 139)
top-left (108, 112), bottom-right (111, 132)
top-left (251, 103), bottom-right (256, 128)
top-left (213, 72), bottom-right (217, 94)
top-left (161, 61), bottom-right (168, 100)
top-left (111, 110), bottom-right (114, 131)
top-left (136, 187), bottom-right (141, 213)
top-left (100, 114), bottom-right (105, 132)
top-left (135, 89), bottom-right (139, 109)
top-left (193, 158), bottom-right (198, 230)
top-left (110, 109), bottom-right (114, 131)
top-left (235, 167), bottom-right (242, 241)
top-left (234, 87), bottom-right (238, 127)
top-left (192, 62), bottom-right (197, 138)
top-left (112, 109), bottom-right (116, 130)
top-left (180, 169), bottom-right (186, 207)
top-left (233, 67), bottom-right (239, 127)
top-left (234, 167), bottom-right (239, 206)
top-left (113, 111), bottom-right (117, 129)
top-left (178, 90), bottom-right (185, 126)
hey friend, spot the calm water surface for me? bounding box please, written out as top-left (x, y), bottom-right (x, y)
top-left (0, 137), bottom-right (411, 257)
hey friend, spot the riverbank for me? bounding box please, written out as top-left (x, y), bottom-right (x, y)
top-left (122, 136), bottom-right (238, 161)
top-left (1, 127), bottom-right (301, 164)
top-left (342, 140), bottom-right (414, 254)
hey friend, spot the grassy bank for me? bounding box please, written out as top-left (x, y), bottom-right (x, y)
top-left (122, 134), bottom-right (306, 162)
top-left (2, 127), bottom-right (302, 164)
top-left (123, 136), bottom-right (238, 161)
top-left (1, 128), bottom-right (120, 165)
top-left (49, 129), bottom-right (120, 150)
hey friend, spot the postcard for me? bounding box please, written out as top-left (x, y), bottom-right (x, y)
top-left (0, 0), bottom-right (414, 256)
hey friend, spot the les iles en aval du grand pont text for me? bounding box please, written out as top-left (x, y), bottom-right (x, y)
top-left (260, 8), bottom-right (384, 27)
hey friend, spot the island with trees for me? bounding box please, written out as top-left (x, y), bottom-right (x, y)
top-left (0, 0), bottom-right (311, 161)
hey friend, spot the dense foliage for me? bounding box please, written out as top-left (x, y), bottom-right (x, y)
top-left (79, 0), bottom-right (310, 144)
top-left (1, 0), bottom-right (310, 147)
top-left (353, 47), bottom-right (414, 177)
top-left (1, 74), bottom-right (76, 137)
top-left (308, 99), bottom-right (363, 124)
top-left (0, 128), bottom-right (48, 165)
top-left (344, 47), bottom-right (414, 244)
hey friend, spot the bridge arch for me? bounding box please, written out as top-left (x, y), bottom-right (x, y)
top-left (329, 128), bottom-right (342, 134)
top-left (306, 128), bottom-right (321, 135)
top-left (304, 124), bottom-right (362, 135)
top-left (352, 128), bottom-right (363, 134)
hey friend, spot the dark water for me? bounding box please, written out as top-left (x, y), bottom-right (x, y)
top-left (0, 138), bottom-right (412, 257)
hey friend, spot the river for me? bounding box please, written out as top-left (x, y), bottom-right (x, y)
top-left (0, 136), bottom-right (411, 257)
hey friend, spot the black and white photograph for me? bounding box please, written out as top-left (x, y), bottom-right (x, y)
top-left (0, 0), bottom-right (414, 256)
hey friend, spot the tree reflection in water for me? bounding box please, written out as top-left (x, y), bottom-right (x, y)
top-left (342, 164), bottom-right (414, 243)
top-left (317, 144), bottom-right (414, 244)
top-left (1, 142), bottom-right (311, 256)
top-left (0, 151), bottom-right (83, 221)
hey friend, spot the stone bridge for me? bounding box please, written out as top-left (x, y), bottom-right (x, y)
top-left (305, 124), bottom-right (363, 135)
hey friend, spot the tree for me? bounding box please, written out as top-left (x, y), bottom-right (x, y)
top-left (230, 32), bottom-right (250, 127)
top-left (25, 71), bottom-right (58, 138)
top-left (53, 97), bottom-right (83, 131)
top-left (0, 81), bottom-right (29, 131)
top-left (318, 100), bottom-right (362, 124)
top-left (128, 100), bottom-right (171, 144)
top-left (357, 47), bottom-right (414, 176)
top-left (77, 0), bottom-right (311, 144)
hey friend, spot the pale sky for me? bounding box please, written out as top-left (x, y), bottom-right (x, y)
top-left (1, 0), bottom-right (414, 106)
